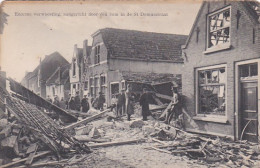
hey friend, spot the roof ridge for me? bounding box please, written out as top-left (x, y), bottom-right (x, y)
top-left (100, 27), bottom-right (188, 36)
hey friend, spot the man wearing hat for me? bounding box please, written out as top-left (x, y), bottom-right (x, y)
top-left (81, 95), bottom-right (90, 113)
top-left (74, 91), bottom-right (81, 111)
top-left (117, 88), bottom-right (126, 117)
top-left (164, 85), bottom-right (181, 124)
top-left (93, 92), bottom-right (106, 111)
top-left (139, 87), bottom-right (151, 121)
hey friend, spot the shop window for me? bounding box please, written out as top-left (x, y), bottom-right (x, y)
top-left (197, 66), bottom-right (226, 116)
top-left (207, 7), bottom-right (231, 49)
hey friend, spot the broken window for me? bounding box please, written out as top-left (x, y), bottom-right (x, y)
top-left (94, 45), bottom-right (100, 64)
top-left (208, 8), bottom-right (230, 48)
top-left (198, 67), bottom-right (226, 116)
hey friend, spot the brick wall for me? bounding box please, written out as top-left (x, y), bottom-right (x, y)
top-left (182, 1), bottom-right (259, 138)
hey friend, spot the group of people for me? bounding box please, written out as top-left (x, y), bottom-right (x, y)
top-left (46, 84), bottom-right (182, 124)
top-left (46, 91), bottom-right (90, 113)
top-left (113, 84), bottom-right (136, 121)
top-left (113, 84), bottom-right (153, 121)
top-left (114, 84), bottom-right (182, 123)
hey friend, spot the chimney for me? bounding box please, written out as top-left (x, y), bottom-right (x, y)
top-left (83, 40), bottom-right (88, 56)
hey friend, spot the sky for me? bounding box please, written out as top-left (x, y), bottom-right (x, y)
top-left (0, 1), bottom-right (201, 81)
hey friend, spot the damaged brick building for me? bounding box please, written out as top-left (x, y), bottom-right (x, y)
top-left (181, 1), bottom-right (260, 142)
top-left (83, 28), bottom-right (187, 106)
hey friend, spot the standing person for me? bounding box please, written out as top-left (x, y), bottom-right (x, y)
top-left (53, 95), bottom-right (60, 107)
top-left (125, 84), bottom-right (134, 121)
top-left (69, 97), bottom-right (76, 110)
top-left (117, 89), bottom-right (126, 117)
top-left (47, 95), bottom-right (52, 103)
top-left (164, 86), bottom-right (180, 124)
top-left (111, 95), bottom-right (118, 115)
top-left (74, 91), bottom-right (81, 111)
top-left (139, 88), bottom-right (151, 121)
top-left (66, 94), bottom-right (71, 109)
top-left (81, 95), bottom-right (90, 112)
top-left (93, 92), bottom-right (105, 111)
top-left (60, 97), bottom-right (66, 109)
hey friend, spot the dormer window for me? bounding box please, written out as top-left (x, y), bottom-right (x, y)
top-left (207, 7), bottom-right (231, 51)
top-left (94, 45), bottom-right (100, 64)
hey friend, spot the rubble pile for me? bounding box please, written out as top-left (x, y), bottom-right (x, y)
top-left (145, 122), bottom-right (260, 167)
top-left (0, 87), bottom-right (91, 167)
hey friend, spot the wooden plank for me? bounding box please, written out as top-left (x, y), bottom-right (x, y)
top-left (64, 109), bottom-right (110, 130)
top-left (1, 151), bottom-right (51, 168)
top-left (25, 144), bottom-right (38, 165)
top-left (155, 93), bottom-right (174, 101)
top-left (88, 138), bottom-right (146, 148)
top-left (151, 138), bottom-right (168, 145)
top-left (150, 147), bottom-right (172, 154)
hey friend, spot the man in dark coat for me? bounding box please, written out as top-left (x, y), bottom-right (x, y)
top-left (74, 91), bottom-right (81, 111)
top-left (117, 89), bottom-right (126, 117)
top-left (53, 96), bottom-right (60, 107)
top-left (69, 97), bottom-right (76, 110)
top-left (139, 88), bottom-right (151, 121)
top-left (81, 95), bottom-right (90, 113)
top-left (93, 92), bottom-right (105, 111)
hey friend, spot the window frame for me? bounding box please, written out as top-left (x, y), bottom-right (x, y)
top-left (205, 6), bottom-right (231, 54)
top-left (100, 74), bottom-right (107, 97)
top-left (195, 64), bottom-right (228, 123)
top-left (94, 45), bottom-right (101, 64)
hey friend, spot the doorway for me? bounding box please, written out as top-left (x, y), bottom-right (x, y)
top-left (239, 63), bottom-right (258, 142)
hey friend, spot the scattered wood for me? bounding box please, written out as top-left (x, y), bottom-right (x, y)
top-left (68, 110), bottom-right (90, 117)
top-left (150, 146), bottom-right (172, 154)
top-left (0, 151), bottom-right (51, 168)
top-left (0, 125), bottom-right (12, 140)
top-left (17, 159), bottom-right (68, 168)
top-left (25, 144), bottom-right (38, 165)
top-left (75, 135), bottom-right (110, 143)
top-left (64, 109), bottom-right (110, 130)
top-left (151, 138), bottom-right (168, 145)
top-left (88, 138), bottom-right (146, 148)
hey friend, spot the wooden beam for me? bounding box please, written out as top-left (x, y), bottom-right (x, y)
top-left (25, 144), bottom-right (38, 165)
top-left (64, 109), bottom-right (110, 130)
top-left (88, 138), bottom-right (146, 148)
top-left (155, 93), bottom-right (174, 101)
top-left (1, 151), bottom-right (51, 168)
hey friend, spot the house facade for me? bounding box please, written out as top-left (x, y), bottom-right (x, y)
top-left (83, 28), bottom-right (187, 106)
top-left (46, 64), bottom-right (70, 101)
top-left (21, 52), bottom-right (69, 98)
top-left (69, 45), bottom-right (83, 97)
top-left (182, 1), bottom-right (260, 142)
